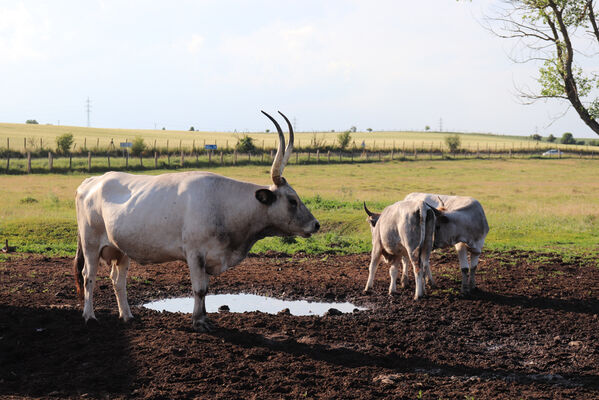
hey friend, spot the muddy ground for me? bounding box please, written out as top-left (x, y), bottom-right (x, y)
top-left (1, 250), bottom-right (598, 399)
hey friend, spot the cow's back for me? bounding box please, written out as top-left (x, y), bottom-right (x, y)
top-left (405, 192), bottom-right (489, 245)
top-left (75, 171), bottom-right (259, 264)
top-left (376, 200), bottom-right (427, 256)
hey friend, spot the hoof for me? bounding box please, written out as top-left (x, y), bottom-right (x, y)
top-left (120, 314), bottom-right (134, 323)
top-left (192, 319), bottom-right (214, 333)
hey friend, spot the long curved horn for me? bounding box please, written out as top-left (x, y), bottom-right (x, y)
top-left (261, 110), bottom-right (285, 186)
top-left (277, 111), bottom-right (294, 170)
top-left (363, 202), bottom-right (375, 217)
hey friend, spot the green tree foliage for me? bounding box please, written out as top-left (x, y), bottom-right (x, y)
top-left (337, 130), bottom-right (352, 150)
top-left (548, 134), bottom-right (557, 142)
top-left (26, 119), bottom-right (38, 124)
top-left (55, 133), bottom-right (74, 154)
top-left (445, 134), bottom-right (461, 153)
top-left (131, 136), bottom-right (146, 156)
top-left (189, 126), bottom-right (195, 131)
top-left (479, 0), bottom-right (599, 136)
top-left (530, 133), bottom-right (542, 141)
top-left (236, 135), bottom-right (256, 153)
top-left (561, 132), bottom-right (576, 144)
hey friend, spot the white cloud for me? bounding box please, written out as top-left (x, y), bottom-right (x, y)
top-left (0, 3), bottom-right (49, 62)
top-left (187, 34), bottom-right (205, 55)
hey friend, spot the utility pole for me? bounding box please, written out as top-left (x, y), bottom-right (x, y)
top-left (439, 118), bottom-right (443, 132)
top-left (86, 97), bottom-right (92, 127)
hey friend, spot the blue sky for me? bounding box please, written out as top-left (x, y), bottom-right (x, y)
top-left (1, 0), bottom-right (597, 137)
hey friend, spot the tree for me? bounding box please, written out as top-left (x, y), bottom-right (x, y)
top-left (55, 133), bottom-right (74, 154)
top-left (531, 133), bottom-right (542, 141)
top-left (26, 119), bottom-right (38, 124)
top-left (235, 135), bottom-right (256, 152)
top-left (445, 134), bottom-right (461, 153)
top-left (350, 126), bottom-right (357, 133)
top-left (479, 1), bottom-right (599, 136)
top-left (131, 136), bottom-right (146, 156)
top-left (189, 126), bottom-right (195, 131)
top-left (561, 132), bottom-right (576, 144)
top-left (425, 125), bottom-right (431, 131)
top-left (337, 130), bottom-right (352, 150)
top-left (548, 133), bottom-right (557, 142)
top-left (366, 128), bottom-right (373, 132)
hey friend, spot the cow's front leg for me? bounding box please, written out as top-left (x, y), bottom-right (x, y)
top-left (455, 243), bottom-right (470, 294)
top-left (188, 254), bottom-right (212, 332)
top-left (468, 246), bottom-right (483, 292)
top-left (364, 241), bottom-right (382, 293)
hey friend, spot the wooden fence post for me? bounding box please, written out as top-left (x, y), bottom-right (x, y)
top-left (154, 152), bottom-right (158, 168)
top-left (316, 149), bottom-right (320, 163)
top-left (327, 150), bottom-right (331, 163)
top-left (27, 152), bottom-right (31, 174)
top-left (220, 152), bottom-right (224, 165)
top-left (181, 151), bottom-right (184, 167)
top-left (49, 152), bottom-right (54, 171)
top-left (107, 153), bottom-right (111, 169)
top-left (69, 153), bottom-right (72, 170)
top-left (88, 151), bottom-right (92, 172)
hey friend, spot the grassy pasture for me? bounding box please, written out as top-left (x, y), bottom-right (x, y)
top-left (1, 158), bottom-right (598, 259)
top-left (0, 122), bottom-right (592, 153)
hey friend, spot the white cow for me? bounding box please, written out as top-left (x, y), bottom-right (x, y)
top-left (363, 201), bottom-right (436, 299)
top-left (404, 192), bottom-right (489, 294)
top-left (74, 111), bottom-right (320, 331)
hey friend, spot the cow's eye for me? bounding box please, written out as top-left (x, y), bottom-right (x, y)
top-left (289, 198), bottom-right (298, 207)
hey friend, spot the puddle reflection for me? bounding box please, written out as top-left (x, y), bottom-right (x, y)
top-left (143, 293), bottom-right (366, 316)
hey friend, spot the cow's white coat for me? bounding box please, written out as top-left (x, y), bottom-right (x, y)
top-left (74, 113), bottom-right (318, 331)
top-left (363, 200), bottom-right (436, 299)
top-left (404, 192), bottom-right (489, 294)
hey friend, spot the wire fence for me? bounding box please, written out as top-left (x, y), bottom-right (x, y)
top-left (1, 145), bottom-right (596, 174)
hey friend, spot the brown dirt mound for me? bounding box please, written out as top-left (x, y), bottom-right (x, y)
top-left (1, 250), bottom-right (598, 399)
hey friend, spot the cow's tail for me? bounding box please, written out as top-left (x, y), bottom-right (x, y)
top-left (411, 203), bottom-right (428, 266)
top-left (73, 233), bottom-right (85, 301)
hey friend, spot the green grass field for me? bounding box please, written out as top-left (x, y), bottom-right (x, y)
top-left (1, 158), bottom-right (598, 259)
top-left (0, 122), bottom-right (593, 153)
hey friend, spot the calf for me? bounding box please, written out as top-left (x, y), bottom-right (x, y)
top-left (404, 192), bottom-right (489, 294)
top-left (363, 201), bottom-right (436, 299)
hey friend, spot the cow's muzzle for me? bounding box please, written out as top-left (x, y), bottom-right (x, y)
top-left (302, 220), bottom-right (320, 237)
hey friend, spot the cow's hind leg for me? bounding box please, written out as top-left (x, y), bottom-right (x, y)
top-left (455, 243), bottom-right (471, 294)
top-left (388, 259), bottom-right (400, 295)
top-left (400, 257), bottom-right (410, 288)
top-left (364, 240), bottom-right (382, 293)
top-left (81, 244), bottom-right (101, 322)
top-left (104, 247), bottom-right (134, 322)
top-left (188, 253), bottom-right (212, 332)
top-left (410, 258), bottom-right (426, 300)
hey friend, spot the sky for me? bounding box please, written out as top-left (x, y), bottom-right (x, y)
top-left (0, 0), bottom-right (597, 138)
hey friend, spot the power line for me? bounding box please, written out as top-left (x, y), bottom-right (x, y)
top-left (86, 97), bottom-right (92, 127)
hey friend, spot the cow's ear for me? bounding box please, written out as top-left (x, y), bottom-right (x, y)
top-left (255, 189), bottom-right (276, 205)
top-left (368, 216), bottom-right (379, 227)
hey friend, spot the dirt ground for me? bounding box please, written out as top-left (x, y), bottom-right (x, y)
top-left (1, 250), bottom-right (598, 399)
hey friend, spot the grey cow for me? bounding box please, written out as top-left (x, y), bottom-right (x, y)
top-left (363, 200), bottom-right (436, 299)
top-left (404, 193), bottom-right (489, 294)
